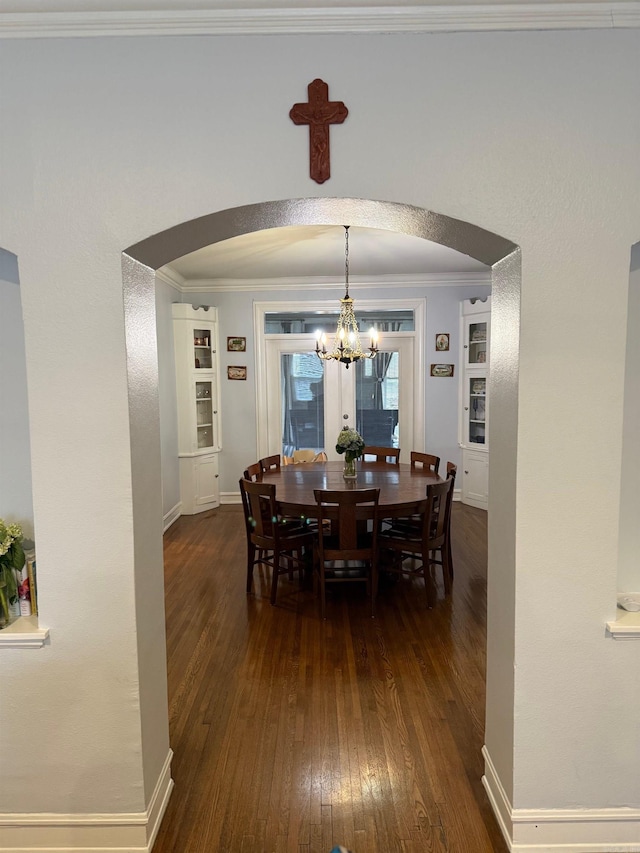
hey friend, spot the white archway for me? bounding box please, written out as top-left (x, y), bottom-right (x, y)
top-left (122, 196), bottom-right (522, 824)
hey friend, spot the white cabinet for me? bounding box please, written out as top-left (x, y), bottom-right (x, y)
top-left (459, 298), bottom-right (490, 510)
top-left (172, 304), bottom-right (221, 514)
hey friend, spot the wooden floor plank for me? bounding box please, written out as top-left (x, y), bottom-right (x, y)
top-left (152, 503), bottom-right (508, 853)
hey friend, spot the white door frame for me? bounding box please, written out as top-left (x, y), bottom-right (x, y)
top-left (254, 298), bottom-right (426, 460)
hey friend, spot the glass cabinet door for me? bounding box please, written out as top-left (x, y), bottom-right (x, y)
top-left (196, 380), bottom-right (215, 449)
top-left (467, 376), bottom-right (487, 445)
top-left (193, 327), bottom-right (213, 369)
top-left (465, 319), bottom-right (488, 366)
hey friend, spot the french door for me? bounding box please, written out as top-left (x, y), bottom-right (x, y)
top-left (263, 336), bottom-right (417, 460)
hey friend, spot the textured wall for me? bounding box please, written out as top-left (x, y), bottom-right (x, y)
top-left (0, 28), bottom-right (638, 830)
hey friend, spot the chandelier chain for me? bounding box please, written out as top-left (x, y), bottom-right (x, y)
top-left (344, 225), bottom-right (349, 297)
top-left (314, 225), bottom-right (379, 368)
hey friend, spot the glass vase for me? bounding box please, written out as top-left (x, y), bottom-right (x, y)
top-left (343, 457), bottom-right (357, 480)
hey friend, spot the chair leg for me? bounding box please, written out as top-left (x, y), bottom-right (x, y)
top-left (270, 547), bottom-right (281, 605)
top-left (425, 557), bottom-right (436, 608)
top-left (246, 541), bottom-right (256, 593)
top-left (441, 545), bottom-right (452, 595)
top-left (370, 560), bottom-right (378, 618)
top-left (320, 563), bottom-right (327, 619)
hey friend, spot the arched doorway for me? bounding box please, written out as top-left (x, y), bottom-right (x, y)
top-left (122, 196), bottom-right (521, 821)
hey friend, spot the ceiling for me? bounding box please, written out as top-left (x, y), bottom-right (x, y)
top-left (163, 225), bottom-right (489, 283)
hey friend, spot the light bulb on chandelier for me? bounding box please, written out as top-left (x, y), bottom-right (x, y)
top-left (315, 226), bottom-right (379, 369)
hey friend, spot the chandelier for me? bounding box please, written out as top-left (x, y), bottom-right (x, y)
top-left (315, 226), bottom-right (379, 369)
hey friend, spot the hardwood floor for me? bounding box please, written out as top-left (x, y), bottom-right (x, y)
top-left (153, 502), bottom-right (507, 853)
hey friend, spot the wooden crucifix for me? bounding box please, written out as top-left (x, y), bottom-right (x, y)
top-left (290, 78), bottom-right (348, 184)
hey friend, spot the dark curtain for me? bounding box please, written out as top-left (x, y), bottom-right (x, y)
top-left (372, 321), bottom-right (401, 409)
top-left (281, 354), bottom-right (294, 450)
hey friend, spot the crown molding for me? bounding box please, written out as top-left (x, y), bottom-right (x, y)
top-left (179, 270), bottom-right (492, 293)
top-left (155, 266), bottom-right (185, 292)
top-left (1, 3), bottom-right (639, 38)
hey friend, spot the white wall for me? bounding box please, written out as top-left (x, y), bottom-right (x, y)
top-left (0, 250), bottom-right (34, 536)
top-left (1, 27), bottom-right (639, 849)
top-left (618, 244), bottom-right (640, 592)
top-left (155, 277), bottom-right (181, 521)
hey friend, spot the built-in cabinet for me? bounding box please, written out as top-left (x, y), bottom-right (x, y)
top-left (459, 298), bottom-right (490, 510)
top-left (172, 304), bottom-right (221, 514)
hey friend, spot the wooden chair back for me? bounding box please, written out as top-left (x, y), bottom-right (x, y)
top-left (242, 479), bottom-right (278, 545)
top-left (410, 451), bottom-right (440, 474)
top-left (243, 462), bottom-right (263, 481)
top-left (292, 449), bottom-right (316, 463)
top-left (363, 446), bottom-right (400, 463)
top-left (427, 479), bottom-right (451, 551)
top-left (314, 488), bottom-right (380, 559)
top-left (259, 454), bottom-right (281, 473)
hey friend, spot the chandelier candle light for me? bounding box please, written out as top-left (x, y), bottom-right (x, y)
top-left (315, 226), bottom-right (379, 368)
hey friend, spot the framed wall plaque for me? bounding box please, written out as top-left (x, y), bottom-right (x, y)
top-left (227, 365), bottom-right (247, 381)
top-left (430, 363), bottom-right (455, 378)
top-left (435, 333), bottom-right (450, 352)
top-left (227, 336), bottom-right (246, 352)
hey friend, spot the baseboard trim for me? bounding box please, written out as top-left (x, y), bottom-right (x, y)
top-left (221, 491), bottom-right (242, 505)
top-left (482, 745), bottom-right (640, 851)
top-left (163, 502), bottom-right (182, 531)
top-left (0, 749), bottom-right (174, 852)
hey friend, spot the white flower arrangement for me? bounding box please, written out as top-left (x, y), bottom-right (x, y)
top-left (335, 427), bottom-right (365, 463)
top-left (0, 519), bottom-right (24, 626)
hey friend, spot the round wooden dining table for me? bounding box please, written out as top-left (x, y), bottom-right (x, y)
top-left (261, 459), bottom-right (443, 519)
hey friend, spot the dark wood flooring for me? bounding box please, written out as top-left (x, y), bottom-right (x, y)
top-left (153, 502), bottom-right (507, 853)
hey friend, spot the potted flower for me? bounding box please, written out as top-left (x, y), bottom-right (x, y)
top-left (335, 426), bottom-right (365, 479)
top-left (0, 519), bottom-right (25, 628)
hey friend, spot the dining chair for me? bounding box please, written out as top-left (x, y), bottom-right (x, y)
top-left (241, 464), bottom-right (265, 573)
top-left (292, 449), bottom-right (317, 463)
top-left (430, 462), bottom-right (457, 592)
top-left (410, 450), bottom-right (440, 474)
top-left (378, 478), bottom-right (452, 608)
top-left (259, 454), bottom-right (281, 473)
top-left (362, 446), bottom-right (400, 463)
top-left (313, 487), bottom-right (380, 619)
top-left (243, 461), bottom-right (263, 481)
top-left (240, 478), bottom-right (315, 605)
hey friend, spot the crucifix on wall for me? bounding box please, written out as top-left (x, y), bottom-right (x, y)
top-left (289, 78), bottom-right (348, 184)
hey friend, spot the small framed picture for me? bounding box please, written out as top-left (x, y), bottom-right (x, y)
top-left (227, 336), bottom-right (246, 352)
top-left (227, 365), bottom-right (247, 381)
top-left (430, 363), bottom-right (455, 378)
top-left (435, 333), bottom-right (450, 352)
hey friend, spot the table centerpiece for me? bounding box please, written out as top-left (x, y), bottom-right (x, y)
top-left (335, 426), bottom-right (365, 480)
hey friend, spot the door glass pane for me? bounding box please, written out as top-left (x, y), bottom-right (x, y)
top-left (468, 321), bottom-right (487, 365)
top-left (195, 381), bottom-right (214, 449)
top-left (469, 376), bottom-right (486, 444)
top-left (355, 352), bottom-right (399, 448)
top-left (264, 310), bottom-right (414, 333)
top-left (280, 353), bottom-right (325, 456)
